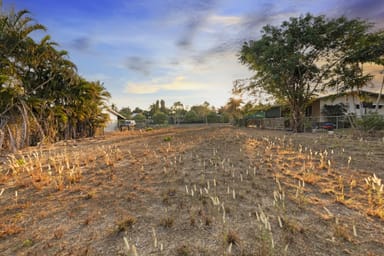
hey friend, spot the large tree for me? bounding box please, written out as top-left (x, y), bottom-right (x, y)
top-left (238, 14), bottom-right (384, 132)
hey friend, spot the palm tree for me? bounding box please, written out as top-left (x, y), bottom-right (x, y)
top-left (0, 8), bottom-right (46, 150)
top-left (0, 6), bottom-right (111, 150)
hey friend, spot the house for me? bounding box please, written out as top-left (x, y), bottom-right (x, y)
top-left (104, 108), bottom-right (127, 132)
top-left (309, 90), bottom-right (384, 122)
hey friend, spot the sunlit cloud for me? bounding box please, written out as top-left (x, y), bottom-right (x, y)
top-left (207, 14), bottom-right (243, 25)
top-left (124, 76), bottom-right (206, 94)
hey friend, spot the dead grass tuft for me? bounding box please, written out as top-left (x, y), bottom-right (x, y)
top-left (116, 215), bottom-right (136, 233)
top-left (225, 229), bottom-right (241, 247)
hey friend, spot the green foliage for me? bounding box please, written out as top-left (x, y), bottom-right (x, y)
top-left (184, 110), bottom-right (199, 123)
top-left (22, 239), bottom-right (34, 247)
top-left (119, 107), bottom-right (132, 119)
top-left (357, 113), bottom-right (384, 132)
top-left (152, 111), bottom-right (168, 124)
top-left (207, 111), bottom-right (220, 123)
top-left (133, 113), bottom-right (146, 122)
top-left (0, 6), bottom-right (111, 150)
top-left (322, 103), bottom-right (347, 117)
top-left (163, 136), bottom-right (172, 142)
top-left (322, 103), bottom-right (347, 125)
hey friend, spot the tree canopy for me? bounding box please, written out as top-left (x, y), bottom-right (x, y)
top-left (237, 13), bottom-right (384, 132)
top-left (0, 6), bottom-right (110, 150)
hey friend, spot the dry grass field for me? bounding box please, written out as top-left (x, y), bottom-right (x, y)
top-left (1, 124), bottom-right (384, 255)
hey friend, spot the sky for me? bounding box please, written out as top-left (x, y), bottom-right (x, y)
top-left (3, 0), bottom-right (384, 110)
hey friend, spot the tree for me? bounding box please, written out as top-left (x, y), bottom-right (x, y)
top-left (152, 111), bottom-right (168, 124)
top-left (119, 107), bottom-right (132, 119)
top-left (171, 101), bottom-right (185, 124)
top-left (0, 6), bottom-right (111, 150)
top-left (133, 113), bottom-right (146, 122)
top-left (184, 110), bottom-right (199, 123)
top-left (132, 107), bottom-right (143, 114)
top-left (160, 99), bottom-right (167, 113)
top-left (224, 97), bottom-right (243, 124)
top-left (238, 14), bottom-right (383, 132)
top-left (190, 102), bottom-right (211, 123)
top-left (329, 28), bottom-right (384, 115)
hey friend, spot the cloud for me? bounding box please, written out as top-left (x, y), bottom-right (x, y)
top-left (70, 36), bottom-right (92, 51)
top-left (124, 76), bottom-right (205, 94)
top-left (124, 56), bottom-right (153, 76)
top-left (337, 0), bottom-right (384, 22)
top-left (174, 0), bottom-right (218, 48)
top-left (207, 14), bottom-right (243, 26)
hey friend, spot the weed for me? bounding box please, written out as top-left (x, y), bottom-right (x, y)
top-left (163, 136), bottom-right (172, 142)
top-left (160, 216), bottom-right (174, 228)
top-left (117, 215), bottom-right (136, 233)
top-left (225, 229), bottom-right (241, 247)
top-left (175, 244), bottom-right (192, 256)
top-left (203, 215), bottom-right (212, 227)
top-left (190, 214), bottom-right (196, 226)
top-left (84, 191), bottom-right (95, 200)
top-left (336, 175), bottom-right (345, 202)
top-left (22, 239), bottom-right (34, 247)
top-left (333, 222), bottom-right (353, 242)
top-left (365, 174), bottom-right (383, 207)
top-left (54, 228), bottom-right (64, 239)
top-left (283, 217), bottom-right (304, 234)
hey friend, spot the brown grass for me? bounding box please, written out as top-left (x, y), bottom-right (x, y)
top-left (0, 125), bottom-right (384, 255)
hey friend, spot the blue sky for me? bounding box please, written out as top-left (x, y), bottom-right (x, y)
top-left (3, 0), bottom-right (384, 110)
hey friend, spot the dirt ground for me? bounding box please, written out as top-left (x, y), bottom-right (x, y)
top-left (0, 124), bottom-right (384, 255)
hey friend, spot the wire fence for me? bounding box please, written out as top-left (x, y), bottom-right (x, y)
top-left (246, 113), bottom-right (384, 132)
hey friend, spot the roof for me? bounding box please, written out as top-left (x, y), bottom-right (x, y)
top-left (106, 108), bottom-right (127, 119)
top-left (314, 89), bottom-right (381, 101)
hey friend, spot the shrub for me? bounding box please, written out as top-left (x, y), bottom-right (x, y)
top-left (357, 113), bottom-right (384, 132)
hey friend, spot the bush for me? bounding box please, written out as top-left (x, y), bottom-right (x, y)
top-left (357, 113), bottom-right (384, 132)
top-left (153, 111), bottom-right (168, 124)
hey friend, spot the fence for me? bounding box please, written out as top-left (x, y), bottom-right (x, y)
top-left (246, 113), bottom-right (384, 132)
top-left (303, 115), bottom-right (350, 131)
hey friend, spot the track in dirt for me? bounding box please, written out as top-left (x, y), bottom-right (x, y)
top-left (1, 124), bottom-right (384, 255)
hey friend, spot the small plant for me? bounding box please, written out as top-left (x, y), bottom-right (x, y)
top-left (225, 229), bottom-right (241, 247)
top-left (163, 136), bottom-right (172, 142)
top-left (333, 220), bottom-right (353, 242)
top-left (160, 216), bottom-right (174, 228)
top-left (22, 239), bottom-right (34, 247)
top-left (295, 179), bottom-right (306, 206)
top-left (203, 215), bottom-right (212, 227)
top-left (336, 175), bottom-right (345, 202)
top-left (116, 215), bottom-right (136, 233)
top-left (365, 174), bottom-right (383, 207)
top-left (175, 244), bottom-right (192, 256)
top-left (123, 236), bottom-right (139, 256)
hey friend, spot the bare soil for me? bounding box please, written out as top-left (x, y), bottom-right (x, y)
top-left (1, 124), bottom-right (384, 255)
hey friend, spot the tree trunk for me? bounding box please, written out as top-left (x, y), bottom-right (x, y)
top-left (375, 73), bottom-right (384, 112)
top-left (0, 129), bottom-right (4, 150)
top-left (291, 105), bottom-right (305, 132)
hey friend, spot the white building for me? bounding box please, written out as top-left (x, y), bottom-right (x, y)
top-left (310, 90), bottom-right (384, 121)
top-left (104, 108), bottom-right (126, 132)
